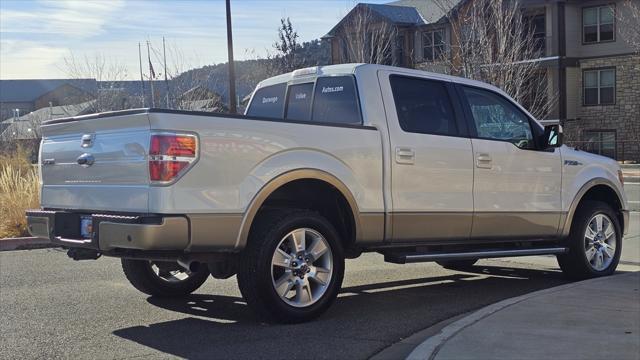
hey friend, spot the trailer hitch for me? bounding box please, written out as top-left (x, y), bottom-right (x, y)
top-left (67, 248), bottom-right (101, 261)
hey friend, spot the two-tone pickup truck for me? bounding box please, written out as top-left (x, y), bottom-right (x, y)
top-left (27, 64), bottom-right (629, 323)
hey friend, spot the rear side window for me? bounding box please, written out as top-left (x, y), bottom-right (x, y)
top-left (286, 83), bottom-right (314, 121)
top-left (247, 83), bottom-right (286, 119)
top-left (311, 76), bottom-right (361, 125)
top-left (390, 75), bottom-right (458, 136)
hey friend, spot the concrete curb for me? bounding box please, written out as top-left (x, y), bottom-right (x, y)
top-left (405, 273), bottom-right (634, 360)
top-left (0, 237), bottom-right (58, 251)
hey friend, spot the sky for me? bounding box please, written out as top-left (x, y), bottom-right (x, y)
top-left (0, 0), bottom-right (388, 80)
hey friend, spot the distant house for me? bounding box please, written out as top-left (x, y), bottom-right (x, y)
top-left (324, 0), bottom-right (640, 161)
top-left (0, 100), bottom-right (95, 141)
top-left (0, 79), bottom-right (97, 121)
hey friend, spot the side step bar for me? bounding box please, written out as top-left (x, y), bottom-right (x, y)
top-left (385, 247), bottom-right (569, 264)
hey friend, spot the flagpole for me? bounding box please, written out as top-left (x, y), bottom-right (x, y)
top-left (147, 40), bottom-right (156, 108)
top-left (138, 42), bottom-right (146, 107)
top-left (163, 36), bottom-right (170, 108)
top-left (225, 0), bottom-right (237, 114)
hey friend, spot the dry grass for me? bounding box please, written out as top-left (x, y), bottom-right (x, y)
top-left (0, 147), bottom-right (40, 238)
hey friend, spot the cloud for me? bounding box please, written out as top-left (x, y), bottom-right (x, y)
top-left (1, 0), bottom-right (125, 39)
top-left (0, 40), bottom-right (69, 79)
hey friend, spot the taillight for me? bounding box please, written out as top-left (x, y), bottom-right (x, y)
top-left (149, 133), bottom-right (198, 183)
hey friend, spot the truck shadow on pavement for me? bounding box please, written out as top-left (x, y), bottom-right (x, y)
top-left (112, 264), bottom-right (570, 359)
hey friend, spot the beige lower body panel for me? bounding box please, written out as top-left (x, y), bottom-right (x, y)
top-left (357, 212), bottom-right (385, 244)
top-left (187, 213), bottom-right (243, 251)
top-left (391, 212), bottom-right (473, 241)
top-left (471, 212), bottom-right (562, 239)
top-left (389, 211), bottom-right (563, 242)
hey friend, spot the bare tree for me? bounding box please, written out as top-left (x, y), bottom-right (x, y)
top-left (62, 53), bottom-right (134, 113)
top-left (617, 0), bottom-right (640, 52)
top-left (436, 0), bottom-right (557, 120)
top-left (338, 5), bottom-right (397, 64)
top-left (273, 18), bottom-right (300, 73)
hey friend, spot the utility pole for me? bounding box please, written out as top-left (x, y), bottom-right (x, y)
top-left (147, 41), bottom-right (156, 108)
top-left (138, 42), bottom-right (146, 107)
top-left (163, 36), bottom-right (170, 108)
top-left (225, 0), bottom-right (237, 114)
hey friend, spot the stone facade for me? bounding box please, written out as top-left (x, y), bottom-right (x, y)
top-left (563, 54), bottom-right (640, 162)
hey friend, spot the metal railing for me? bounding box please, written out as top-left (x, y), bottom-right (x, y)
top-left (564, 140), bottom-right (639, 163)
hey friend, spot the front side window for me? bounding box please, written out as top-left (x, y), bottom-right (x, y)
top-left (463, 87), bottom-right (535, 149)
top-left (285, 83), bottom-right (314, 121)
top-left (390, 76), bottom-right (458, 136)
top-left (583, 68), bottom-right (615, 105)
top-left (246, 83), bottom-right (286, 119)
top-left (583, 5), bottom-right (615, 43)
top-left (311, 76), bottom-right (361, 125)
top-left (423, 30), bottom-right (445, 62)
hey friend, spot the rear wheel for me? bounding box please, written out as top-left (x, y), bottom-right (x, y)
top-left (237, 210), bottom-right (345, 323)
top-left (121, 259), bottom-right (209, 297)
top-left (436, 259), bottom-right (478, 271)
top-left (557, 201), bottom-right (621, 279)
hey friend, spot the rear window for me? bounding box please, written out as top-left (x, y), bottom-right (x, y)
top-left (390, 75), bottom-right (458, 136)
top-left (246, 83), bottom-right (286, 119)
top-left (247, 76), bottom-right (362, 126)
top-left (285, 83), bottom-right (314, 121)
top-left (311, 76), bottom-right (361, 125)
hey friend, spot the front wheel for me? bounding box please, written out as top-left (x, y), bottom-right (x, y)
top-left (121, 259), bottom-right (209, 297)
top-left (237, 210), bottom-right (345, 323)
top-left (557, 201), bottom-right (622, 279)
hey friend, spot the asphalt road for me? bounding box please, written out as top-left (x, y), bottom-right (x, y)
top-left (625, 182), bottom-right (640, 211)
top-left (1, 213), bottom-right (638, 360)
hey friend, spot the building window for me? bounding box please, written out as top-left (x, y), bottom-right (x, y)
top-left (396, 34), bottom-right (405, 66)
top-left (583, 5), bottom-right (615, 44)
top-left (583, 68), bottom-right (615, 105)
top-left (584, 130), bottom-right (616, 159)
top-left (527, 14), bottom-right (546, 55)
top-left (422, 30), bottom-right (445, 62)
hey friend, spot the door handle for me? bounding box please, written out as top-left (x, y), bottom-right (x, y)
top-left (476, 153), bottom-right (492, 169)
top-left (395, 147), bottom-right (415, 164)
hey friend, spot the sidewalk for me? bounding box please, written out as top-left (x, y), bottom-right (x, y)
top-left (408, 272), bottom-right (640, 360)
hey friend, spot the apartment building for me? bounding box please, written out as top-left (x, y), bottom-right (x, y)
top-left (324, 0), bottom-right (639, 161)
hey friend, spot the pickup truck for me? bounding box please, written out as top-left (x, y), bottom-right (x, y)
top-left (27, 64), bottom-right (629, 323)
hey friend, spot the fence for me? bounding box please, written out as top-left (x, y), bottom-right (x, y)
top-left (564, 140), bottom-right (639, 163)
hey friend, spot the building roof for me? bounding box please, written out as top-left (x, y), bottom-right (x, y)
top-left (0, 79), bottom-right (97, 102)
top-left (388, 0), bottom-right (464, 23)
top-left (363, 3), bottom-right (426, 25)
top-left (323, 3), bottom-right (425, 37)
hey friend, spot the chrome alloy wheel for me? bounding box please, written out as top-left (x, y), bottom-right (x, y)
top-left (150, 261), bottom-right (191, 282)
top-left (584, 213), bottom-right (617, 271)
top-left (270, 228), bottom-right (333, 308)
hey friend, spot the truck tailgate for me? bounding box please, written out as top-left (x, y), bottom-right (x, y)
top-left (40, 113), bottom-right (150, 212)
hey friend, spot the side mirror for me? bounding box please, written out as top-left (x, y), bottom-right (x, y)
top-left (543, 124), bottom-right (563, 149)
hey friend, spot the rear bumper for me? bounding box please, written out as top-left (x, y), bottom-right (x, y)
top-left (26, 210), bottom-right (189, 252)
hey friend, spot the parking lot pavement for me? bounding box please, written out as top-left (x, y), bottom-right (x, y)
top-left (625, 182), bottom-right (640, 211)
top-left (1, 250), bottom-right (574, 360)
top-left (1, 214), bottom-right (637, 360)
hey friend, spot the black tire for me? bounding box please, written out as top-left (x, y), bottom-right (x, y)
top-left (237, 209), bottom-right (345, 324)
top-left (557, 200), bottom-right (622, 280)
top-left (436, 259), bottom-right (478, 270)
top-left (121, 259), bottom-right (209, 297)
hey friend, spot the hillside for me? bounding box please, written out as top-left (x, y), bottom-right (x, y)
top-left (173, 39), bottom-right (330, 102)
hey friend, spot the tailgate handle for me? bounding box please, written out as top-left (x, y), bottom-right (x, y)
top-left (77, 153), bottom-right (95, 167)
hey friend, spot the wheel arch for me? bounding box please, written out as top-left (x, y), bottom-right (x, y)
top-left (561, 178), bottom-right (626, 237)
top-left (235, 169), bottom-right (364, 252)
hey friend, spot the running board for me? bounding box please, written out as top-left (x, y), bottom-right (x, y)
top-left (384, 247), bottom-right (569, 264)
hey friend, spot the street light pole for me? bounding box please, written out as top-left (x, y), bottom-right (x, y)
top-left (225, 0), bottom-right (237, 114)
